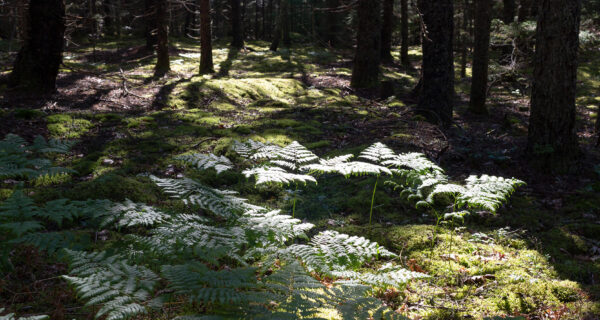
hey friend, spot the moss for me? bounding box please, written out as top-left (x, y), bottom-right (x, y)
top-left (0, 188), bottom-right (13, 201)
top-left (306, 140), bottom-right (331, 149)
top-left (95, 113), bottom-right (124, 123)
top-left (382, 225), bottom-right (434, 254)
top-left (70, 174), bottom-right (161, 203)
top-left (551, 281), bottom-right (580, 302)
top-left (47, 114), bottom-right (94, 138)
top-left (126, 116), bottom-right (156, 128)
top-left (13, 109), bottom-right (45, 120)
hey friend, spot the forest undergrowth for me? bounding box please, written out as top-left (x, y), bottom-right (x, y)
top-left (0, 38), bottom-right (599, 320)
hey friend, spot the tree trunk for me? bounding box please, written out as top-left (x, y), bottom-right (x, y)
top-left (9, 0), bottom-right (65, 93)
top-left (469, 0), bottom-right (492, 114)
top-left (255, 0), bottom-right (259, 39)
top-left (145, 0), bottom-right (157, 50)
top-left (327, 0), bottom-right (340, 47)
top-left (416, 0), bottom-right (454, 127)
top-left (154, 0), bottom-right (170, 76)
top-left (518, 0), bottom-right (531, 22)
top-left (503, 0), bottom-right (516, 24)
top-left (350, 0), bottom-right (381, 89)
top-left (526, 0), bottom-right (581, 171)
top-left (380, 0), bottom-right (394, 63)
top-left (104, 0), bottom-right (114, 36)
top-left (460, 0), bottom-right (469, 78)
top-left (230, 0), bottom-right (244, 47)
top-left (282, 0), bottom-right (290, 47)
top-left (199, 0), bottom-right (214, 74)
top-left (269, 0), bottom-right (288, 51)
top-left (400, 0), bottom-right (409, 66)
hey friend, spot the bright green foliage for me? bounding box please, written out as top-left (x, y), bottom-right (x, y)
top-left (303, 154), bottom-right (392, 177)
top-left (332, 262), bottom-right (429, 287)
top-left (232, 139), bottom-right (282, 160)
top-left (272, 141), bottom-right (319, 170)
top-left (96, 199), bottom-right (169, 229)
top-left (383, 152), bottom-right (444, 173)
top-left (0, 134), bottom-right (75, 180)
top-left (239, 209), bottom-right (314, 245)
top-left (359, 142), bottom-right (396, 164)
top-left (62, 250), bottom-right (159, 320)
top-left (176, 153), bottom-right (233, 174)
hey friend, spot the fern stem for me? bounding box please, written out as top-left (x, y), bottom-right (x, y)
top-left (292, 183), bottom-right (298, 218)
top-left (368, 175), bottom-right (379, 229)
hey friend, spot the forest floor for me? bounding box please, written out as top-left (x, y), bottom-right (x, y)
top-left (0, 37), bottom-right (600, 319)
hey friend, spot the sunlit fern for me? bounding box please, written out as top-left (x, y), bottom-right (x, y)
top-left (176, 153), bottom-right (233, 174)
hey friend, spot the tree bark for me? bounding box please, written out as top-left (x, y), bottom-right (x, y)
top-left (230, 0), bottom-right (244, 47)
top-left (518, 0), bottom-right (532, 22)
top-left (282, 0), bottom-right (290, 47)
top-left (400, 0), bottom-right (409, 66)
top-left (154, 0), bottom-right (170, 76)
top-left (526, 0), bottom-right (581, 171)
top-left (380, 0), bottom-right (394, 63)
top-left (9, 0), bottom-right (65, 93)
top-left (327, 0), bottom-right (340, 47)
top-left (199, 0), bottom-right (214, 74)
top-left (460, 0), bottom-right (469, 78)
top-left (416, 0), bottom-right (454, 127)
top-left (503, 0), bottom-right (516, 24)
top-left (255, 0), bottom-right (259, 39)
top-left (350, 0), bottom-right (381, 89)
top-left (145, 0), bottom-right (157, 50)
top-left (469, 0), bottom-right (492, 114)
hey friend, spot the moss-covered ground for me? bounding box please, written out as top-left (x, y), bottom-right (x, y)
top-left (0, 37), bottom-right (599, 319)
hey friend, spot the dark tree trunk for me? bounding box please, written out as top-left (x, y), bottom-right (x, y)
top-left (145, 0), bottom-right (157, 50)
top-left (416, 0), bottom-right (454, 127)
top-left (518, 0), bottom-right (532, 22)
top-left (350, 0), bottom-right (381, 89)
top-left (269, 0), bottom-right (289, 51)
top-left (327, 0), bottom-right (340, 47)
top-left (400, 0), bottom-right (409, 66)
top-left (503, 0), bottom-right (516, 23)
top-left (460, 0), bottom-right (469, 78)
top-left (527, 0), bottom-right (581, 171)
top-left (9, 0), bottom-right (65, 93)
top-left (469, 0), bottom-right (492, 114)
top-left (262, 0), bottom-right (266, 38)
top-left (154, 0), bottom-right (170, 76)
top-left (282, 0), bottom-right (290, 47)
top-left (230, 0), bottom-right (244, 47)
top-left (255, 0), bottom-right (259, 39)
top-left (199, 0), bottom-right (214, 74)
top-left (380, 0), bottom-right (394, 62)
top-left (104, 0), bottom-right (114, 36)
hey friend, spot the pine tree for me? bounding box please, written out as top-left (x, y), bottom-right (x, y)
top-left (380, 0), bottom-right (394, 63)
top-left (469, 0), bottom-right (492, 114)
top-left (199, 0), bottom-right (215, 74)
top-left (400, 0), bottom-right (409, 67)
top-left (526, 0), bottom-right (581, 170)
top-left (350, 0), bottom-right (382, 89)
top-left (154, 0), bottom-right (170, 77)
top-left (231, 0), bottom-right (245, 48)
top-left (9, 0), bottom-right (65, 93)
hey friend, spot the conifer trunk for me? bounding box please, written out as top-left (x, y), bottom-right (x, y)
top-left (469, 0), bottom-right (492, 114)
top-left (230, 0), bottom-right (244, 47)
top-left (350, 0), bottom-right (381, 89)
top-left (380, 0), bottom-right (394, 63)
top-left (416, 0), bottom-right (454, 126)
top-left (145, 0), bottom-right (157, 50)
top-left (154, 0), bottom-right (170, 76)
top-left (526, 0), bottom-right (581, 170)
top-left (400, 0), bottom-right (409, 66)
top-left (9, 0), bottom-right (65, 93)
top-left (199, 0), bottom-right (214, 74)
top-left (503, 0), bottom-right (516, 24)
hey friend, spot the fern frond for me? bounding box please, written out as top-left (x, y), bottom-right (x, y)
top-left (30, 135), bottom-right (76, 154)
top-left (0, 308), bottom-right (49, 320)
top-left (10, 231), bottom-right (90, 254)
top-left (239, 209), bottom-right (314, 245)
top-left (96, 199), bottom-right (169, 229)
top-left (150, 175), bottom-right (261, 219)
top-left (457, 175), bottom-right (525, 213)
top-left (426, 183), bottom-right (467, 204)
top-left (383, 152), bottom-right (443, 173)
top-left (176, 153), bottom-right (233, 174)
top-left (303, 155), bottom-right (392, 177)
top-left (274, 141), bottom-right (318, 169)
top-left (333, 263), bottom-right (428, 288)
top-left (63, 250), bottom-right (159, 320)
top-left (326, 284), bottom-right (407, 320)
top-left (243, 166), bottom-right (316, 186)
top-left (358, 142), bottom-right (396, 164)
top-left (232, 139), bottom-right (282, 160)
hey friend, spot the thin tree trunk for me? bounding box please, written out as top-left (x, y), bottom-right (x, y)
top-left (145, 0), bottom-right (157, 50)
top-left (9, 0), bottom-right (65, 93)
top-left (416, 0), bottom-right (454, 127)
top-left (255, 0), bottom-right (259, 39)
top-left (327, 0), bottom-right (339, 47)
top-left (460, 0), bottom-right (468, 78)
top-left (199, 0), bottom-right (214, 74)
top-left (527, 0), bottom-right (581, 171)
top-left (380, 0), bottom-right (394, 63)
top-left (503, 0), bottom-right (516, 24)
top-left (469, 0), bottom-right (492, 114)
top-left (400, 0), bottom-right (409, 66)
top-left (350, 0), bottom-right (381, 89)
top-left (104, 0), bottom-right (114, 36)
top-left (282, 0), bottom-right (290, 47)
top-left (262, 0), bottom-right (266, 38)
top-left (154, 0), bottom-right (170, 76)
top-left (231, 0), bottom-right (244, 47)
top-left (269, 0), bottom-right (283, 51)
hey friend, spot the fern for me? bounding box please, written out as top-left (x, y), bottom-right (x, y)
top-left (150, 175), bottom-right (261, 219)
top-left (96, 199), bottom-right (169, 229)
top-left (271, 141), bottom-right (319, 170)
top-left (239, 209), bottom-right (314, 245)
top-left (326, 284), bottom-right (407, 320)
top-left (243, 166), bottom-right (316, 185)
top-left (457, 175), bottom-right (525, 213)
top-left (0, 309), bottom-right (49, 320)
top-left (63, 250), bottom-right (159, 320)
top-left (0, 134), bottom-right (75, 180)
top-left (232, 139), bottom-right (282, 160)
top-left (382, 152), bottom-right (443, 173)
top-left (10, 231), bottom-right (90, 254)
top-left (358, 142), bottom-right (396, 164)
top-left (333, 263), bottom-right (428, 288)
top-left (0, 190), bottom-right (43, 237)
top-left (176, 153), bottom-right (233, 174)
top-left (303, 155), bottom-right (392, 177)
